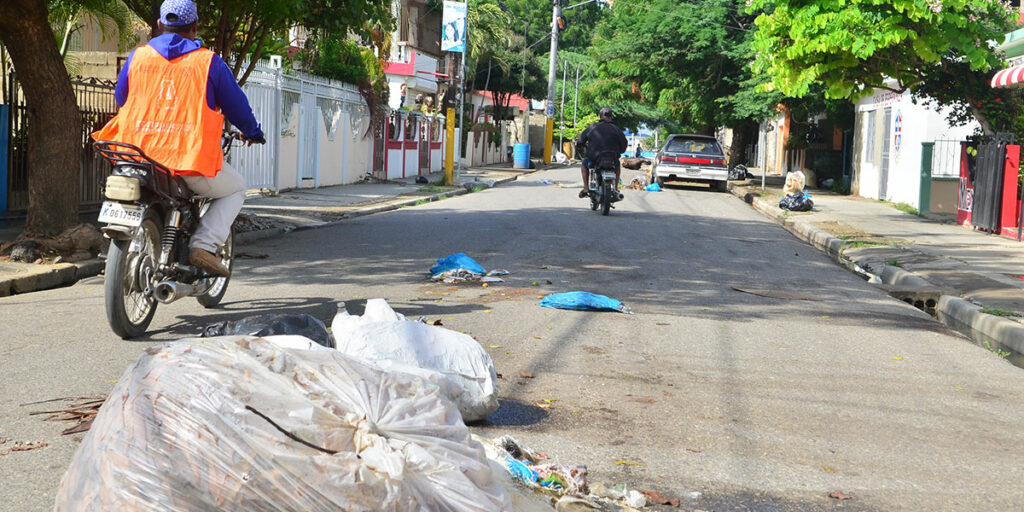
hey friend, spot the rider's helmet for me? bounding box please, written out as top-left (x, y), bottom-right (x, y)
top-left (598, 106), bottom-right (614, 118)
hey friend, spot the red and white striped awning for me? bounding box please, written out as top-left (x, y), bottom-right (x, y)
top-left (991, 64), bottom-right (1024, 88)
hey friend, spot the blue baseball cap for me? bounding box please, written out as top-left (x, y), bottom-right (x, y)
top-left (160, 0), bottom-right (198, 27)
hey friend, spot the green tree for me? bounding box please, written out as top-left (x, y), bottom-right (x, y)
top-left (750, 0), bottom-right (1016, 133)
top-left (0, 0), bottom-right (82, 236)
top-left (121, 0), bottom-right (395, 86)
top-left (587, 0), bottom-right (780, 145)
top-left (49, 0), bottom-right (137, 61)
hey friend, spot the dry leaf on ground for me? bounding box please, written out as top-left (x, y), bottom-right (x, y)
top-left (640, 490), bottom-right (679, 507)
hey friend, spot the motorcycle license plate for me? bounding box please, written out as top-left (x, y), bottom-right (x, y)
top-left (98, 201), bottom-right (144, 227)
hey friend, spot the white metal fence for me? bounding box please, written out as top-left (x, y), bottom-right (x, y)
top-left (228, 59), bottom-right (369, 190)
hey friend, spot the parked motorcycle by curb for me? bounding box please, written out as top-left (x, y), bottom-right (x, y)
top-left (94, 131), bottom-right (260, 338)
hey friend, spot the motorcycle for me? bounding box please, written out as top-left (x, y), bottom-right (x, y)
top-left (586, 150), bottom-right (622, 216)
top-left (94, 131), bottom-right (258, 338)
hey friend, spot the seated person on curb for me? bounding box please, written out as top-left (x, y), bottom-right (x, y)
top-left (574, 106), bottom-right (628, 200)
top-left (93, 0), bottom-right (264, 277)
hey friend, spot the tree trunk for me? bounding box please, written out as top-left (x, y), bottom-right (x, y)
top-left (969, 104), bottom-right (994, 136)
top-left (0, 0), bottom-right (82, 236)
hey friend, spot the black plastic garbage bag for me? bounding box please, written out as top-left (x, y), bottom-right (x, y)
top-left (778, 193), bottom-right (813, 212)
top-left (202, 314), bottom-right (334, 348)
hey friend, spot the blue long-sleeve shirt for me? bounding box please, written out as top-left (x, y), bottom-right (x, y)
top-left (115, 33), bottom-right (264, 140)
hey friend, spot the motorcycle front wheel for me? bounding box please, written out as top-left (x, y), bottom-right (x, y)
top-left (105, 213), bottom-right (161, 339)
top-left (196, 229), bottom-right (233, 308)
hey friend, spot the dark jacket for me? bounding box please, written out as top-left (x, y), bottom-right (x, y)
top-left (575, 119), bottom-right (628, 161)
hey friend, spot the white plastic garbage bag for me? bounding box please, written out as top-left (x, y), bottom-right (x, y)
top-left (55, 336), bottom-right (509, 512)
top-left (332, 299), bottom-right (500, 422)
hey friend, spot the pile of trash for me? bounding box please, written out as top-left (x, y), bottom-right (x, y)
top-left (778, 170), bottom-right (813, 211)
top-left (627, 176), bottom-right (648, 190)
top-left (55, 335), bottom-right (508, 511)
top-left (430, 252), bottom-right (509, 283)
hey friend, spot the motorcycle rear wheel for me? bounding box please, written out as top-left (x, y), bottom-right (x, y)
top-left (105, 213), bottom-right (161, 339)
top-left (600, 181), bottom-right (612, 216)
top-left (196, 230), bottom-right (233, 308)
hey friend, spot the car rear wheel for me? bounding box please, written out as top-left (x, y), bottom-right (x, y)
top-left (713, 180), bottom-right (728, 192)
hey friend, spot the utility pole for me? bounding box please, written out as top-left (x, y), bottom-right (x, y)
top-left (572, 63), bottom-right (580, 125)
top-left (457, 3), bottom-right (470, 183)
top-left (543, 0), bottom-right (560, 164)
top-left (559, 59), bottom-right (567, 155)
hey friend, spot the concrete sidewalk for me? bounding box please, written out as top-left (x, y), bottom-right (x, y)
top-left (729, 176), bottom-right (1024, 363)
top-left (0, 164), bottom-right (537, 297)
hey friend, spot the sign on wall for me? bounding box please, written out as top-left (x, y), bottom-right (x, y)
top-left (893, 110), bottom-right (902, 160)
top-left (441, 1), bottom-right (467, 53)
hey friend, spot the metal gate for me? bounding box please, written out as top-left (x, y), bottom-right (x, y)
top-left (372, 118), bottom-right (385, 179)
top-left (419, 118), bottom-right (430, 174)
top-left (879, 107), bottom-right (892, 200)
top-left (3, 71), bottom-right (116, 214)
top-left (972, 133), bottom-right (1014, 233)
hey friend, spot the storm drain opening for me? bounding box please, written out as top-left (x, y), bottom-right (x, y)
top-left (878, 284), bottom-right (943, 317)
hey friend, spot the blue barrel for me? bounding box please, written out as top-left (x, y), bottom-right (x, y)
top-left (513, 143), bottom-right (531, 169)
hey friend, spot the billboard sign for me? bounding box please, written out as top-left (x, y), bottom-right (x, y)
top-left (442, 1), bottom-right (467, 53)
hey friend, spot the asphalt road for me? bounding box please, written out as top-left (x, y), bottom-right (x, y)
top-left (3, 166), bottom-right (1024, 511)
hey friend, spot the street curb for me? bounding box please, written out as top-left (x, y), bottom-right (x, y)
top-left (0, 258), bottom-right (104, 297)
top-left (727, 182), bottom-right (1022, 356)
top-left (937, 296), bottom-right (1024, 355)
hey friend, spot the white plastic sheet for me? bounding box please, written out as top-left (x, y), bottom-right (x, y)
top-left (55, 336), bottom-right (509, 512)
top-left (332, 299), bottom-right (500, 422)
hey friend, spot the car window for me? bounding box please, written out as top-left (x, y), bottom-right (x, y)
top-left (665, 138), bottom-right (721, 155)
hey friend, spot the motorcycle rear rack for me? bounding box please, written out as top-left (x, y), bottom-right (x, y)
top-left (94, 140), bottom-right (192, 203)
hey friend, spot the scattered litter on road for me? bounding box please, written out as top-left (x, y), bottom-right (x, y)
top-left (519, 370), bottom-right (535, 379)
top-left (624, 490), bottom-right (646, 508)
top-left (730, 286), bottom-right (819, 301)
top-left (628, 176), bottom-right (647, 190)
top-left (23, 395), bottom-right (105, 435)
top-left (828, 491), bottom-right (854, 500)
top-left (540, 291), bottom-right (633, 313)
top-left (430, 253), bottom-right (509, 283)
top-left (638, 489), bottom-right (679, 505)
top-left (614, 460), bottom-right (644, 466)
top-left (202, 313), bottom-right (334, 348)
top-left (684, 491), bottom-right (702, 500)
top-left (332, 299), bottom-right (499, 421)
top-left (463, 179), bottom-right (496, 190)
top-left (55, 336), bottom-right (509, 511)
top-left (644, 183), bottom-right (662, 192)
top-left (0, 440), bottom-right (48, 456)
top-left (482, 436), bottom-right (647, 511)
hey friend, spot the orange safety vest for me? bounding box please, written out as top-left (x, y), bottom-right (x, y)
top-left (93, 45), bottom-right (224, 177)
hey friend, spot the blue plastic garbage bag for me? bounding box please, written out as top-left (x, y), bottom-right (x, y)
top-left (645, 183), bottom-right (661, 192)
top-left (430, 253), bottom-right (487, 277)
top-left (505, 457), bottom-right (538, 484)
top-left (539, 291), bottom-right (632, 313)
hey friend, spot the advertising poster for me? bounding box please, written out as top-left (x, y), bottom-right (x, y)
top-left (442, 1), bottom-right (467, 53)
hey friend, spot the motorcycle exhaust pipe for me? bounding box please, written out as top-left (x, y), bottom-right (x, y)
top-left (153, 281), bottom-right (196, 304)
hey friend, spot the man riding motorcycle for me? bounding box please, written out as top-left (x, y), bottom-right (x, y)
top-left (92, 0), bottom-right (264, 277)
top-left (575, 106), bottom-right (628, 200)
